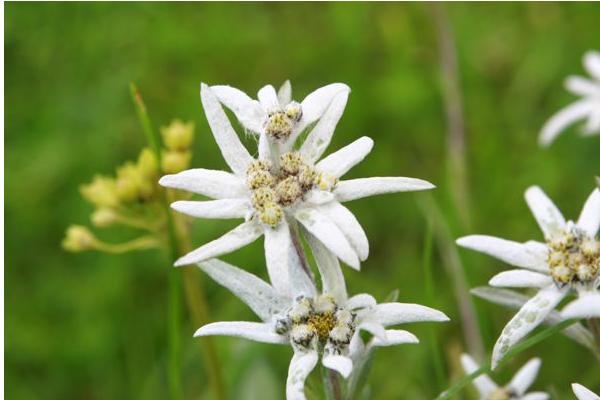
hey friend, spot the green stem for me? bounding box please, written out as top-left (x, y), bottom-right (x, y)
top-left (130, 83), bottom-right (225, 400)
top-left (422, 220), bottom-right (446, 392)
top-left (587, 318), bottom-right (600, 360)
top-left (436, 319), bottom-right (577, 400)
top-left (94, 235), bottom-right (161, 253)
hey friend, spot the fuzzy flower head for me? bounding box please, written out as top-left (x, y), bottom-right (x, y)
top-left (191, 244), bottom-right (448, 400)
top-left (540, 50), bottom-right (600, 146)
top-left (457, 186), bottom-right (600, 367)
top-left (460, 354), bottom-right (548, 400)
top-left (159, 81), bottom-right (434, 296)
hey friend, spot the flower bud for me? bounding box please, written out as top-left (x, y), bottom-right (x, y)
top-left (91, 208), bottom-right (118, 228)
top-left (161, 120), bottom-right (194, 151)
top-left (80, 175), bottom-right (119, 208)
top-left (161, 150), bottom-right (192, 174)
top-left (62, 225), bottom-right (96, 252)
top-left (137, 148), bottom-right (158, 178)
top-left (115, 162), bottom-right (142, 203)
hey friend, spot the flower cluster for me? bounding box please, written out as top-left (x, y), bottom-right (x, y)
top-left (161, 81), bottom-right (447, 399)
top-left (63, 119), bottom-right (195, 254)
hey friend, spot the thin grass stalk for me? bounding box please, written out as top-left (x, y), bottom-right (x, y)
top-left (422, 219), bottom-right (447, 392)
top-left (129, 83), bottom-right (225, 400)
top-left (419, 194), bottom-right (484, 359)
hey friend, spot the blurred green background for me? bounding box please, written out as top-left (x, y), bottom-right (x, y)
top-left (5, 2), bottom-right (600, 399)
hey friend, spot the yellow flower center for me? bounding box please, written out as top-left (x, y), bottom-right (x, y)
top-left (246, 153), bottom-right (337, 227)
top-left (547, 228), bottom-right (600, 285)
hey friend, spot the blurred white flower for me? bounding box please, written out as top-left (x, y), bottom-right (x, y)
top-left (159, 82), bottom-right (434, 295)
top-left (460, 354), bottom-right (548, 400)
top-left (540, 50), bottom-right (600, 147)
top-left (573, 383), bottom-right (600, 400)
top-left (191, 243), bottom-right (448, 400)
top-left (457, 186), bottom-right (600, 367)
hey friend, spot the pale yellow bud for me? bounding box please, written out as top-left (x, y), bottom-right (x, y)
top-left (80, 175), bottom-right (119, 208)
top-left (137, 148), bottom-right (158, 178)
top-left (62, 225), bottom-right (96, 252)
top-left (115, 162), bottom-right (142, 203)
top-left (161, 120), bottom-right (194, 151)
top-left (276, 176), bottom-right (302, 205)
top-left (280, 151), bottom-right (303, 175)
top-left (265, 112), bottom-right (292, 140)
top-left (161, 150), bottom-right (192, 174)
top-left (91, 208), bottom-right (118, 228)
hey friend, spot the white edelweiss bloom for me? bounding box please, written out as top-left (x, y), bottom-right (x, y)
top-left (210, 80), bottom-right (350, 157)
top-left (159, 82), bottom-right (435, 295)
top-left (572, 383), bottom-right (600, 400)
top-left (457, 186), bottom-right (600, 368)
top-left (192, 245), bottom-right (448, 400)
top-left (460, 354), bottom-right (549, 400)
top-left (540, 50), bottom-right (600, 147)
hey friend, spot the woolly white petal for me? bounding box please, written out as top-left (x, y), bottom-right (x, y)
top-left (471, 286), bottom-right (598, 351)
top-left (524, 186), bottom-right (566, 238)
top-left (370, 329), bottom-right (419, 346)
top-left (291, 83), bottom-right (350, 141)
top-left (322, 354), bottom-right (353, 379)
top-left (286, 351), bottom-right (319, 400)
top-left (196, 259), bottom-right (286, 321)
top-left (304, 231), bottom-right (347, 302)
top-left (315, 136), bottom-right (374, 178)
top-left (358, 320), bottom-right (387, 341)
top-left (346, 293), bottom-right (377, 310)
top-left (159, 168), bottom-right (247, 199)
top-left (303, 190), bottom-right (336, 206)
top-left (508, 358), bottom-right (541, 395)
top-left (460, 354), bottom-right (497, 396)
top-left (257, 84), bottom-right (279, 110)
top-left (171, 199), bottom-right (250, 219)
top-left (200, 83), bottom-right (254, 176)
top-left (561, 292), bottom-right (600, 319)
top-left (539, 100), bottom-right (595, 147)
top-left (369, 303), bottom-right (449, 327)
top-left (583, 107), bottom-right (600, 135)
top-left (258, 131), bottom-right (271, 161)
top-left (457, 235), bottom-right (548, 272)
top-left (264, 220), bottom-right (315, 297)
top-left (521, 392), bottom-right (550, 400)
top-left (572, 383), bottom-right (600, 400)
top-left (211, 85), bottom-right (265, 133)
top-left (492, 287), bottom-right (567, 369)
top-left (295, 207), bottom-right (360, 269)
top-left (194, 321), bottom-right (286, 344)
top-left (565, 76), bottom-right (600, 97)
top-left (318, 202), bottom-right (369, 261)
top-left (577, 188), bottom-right (600, 236)
top-left (300, 90), bottom-right (349, 163)
top-left (583, 50), bottom-right (600, 81)
top-left (174, 221), bottom-right (263, 267)
top-left (489, 270), bottom-right (553, 289)
top-left (334, 177), bottom-right (435, 202)
top-left (278, 80), bottom-right (292, 106)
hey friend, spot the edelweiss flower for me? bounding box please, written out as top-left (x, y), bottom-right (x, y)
top-left (573, 383), bottom-right (600, 400)
top-left (192, 241), bottom-right (448, 400)
top-left (457, 186), bottom-right (600, 367)
top-left (159, 82), bottom-right (434, 295)
top-left (540, 50), bottom-right (600, 146)
top-left (460, 354), bottom-right (548, 400)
